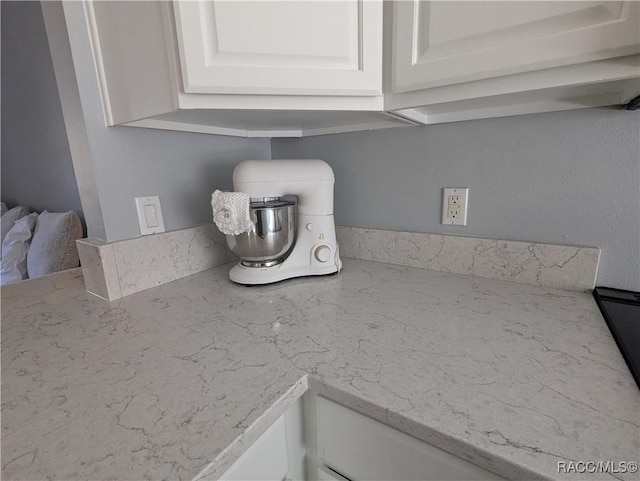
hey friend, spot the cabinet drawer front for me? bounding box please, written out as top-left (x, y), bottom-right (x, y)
top-left (314, 396), bottom-right (504, 481)
top-left (174, 1), bottom-right (382, 96)
top-left (393, 1), bottom-right (640, 93)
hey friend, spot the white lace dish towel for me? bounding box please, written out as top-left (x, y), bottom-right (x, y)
top-left (211, 190), bottom-right (254, 235)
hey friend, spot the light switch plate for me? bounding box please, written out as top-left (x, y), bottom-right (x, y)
top-left (441, 188), bottom-right (469, 226)
top-left (135, 196), bottom-right (165, 235)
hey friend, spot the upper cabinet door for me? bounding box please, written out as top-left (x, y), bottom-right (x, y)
top-left (392, 1), bottom-right (640, 93)
top-left (173, 1), bottom-right (382, 96)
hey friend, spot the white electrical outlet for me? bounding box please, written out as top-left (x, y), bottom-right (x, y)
top-left (441, 188), bottom-right (469, 226)
top-left (135, 196), bottom-right (165, 235)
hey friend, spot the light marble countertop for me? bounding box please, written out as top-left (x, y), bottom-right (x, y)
top-left (1, 260), bottom-right (638, 481)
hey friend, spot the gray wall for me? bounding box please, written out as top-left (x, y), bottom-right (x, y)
top-left (40, 0), bottom-right (640, 289)
top-left (272, 108), bottom-right (640, 290)
top-left (1, 1), bottom-right (84, 226)
top-left (78, 126), bottom-right (270, 242)
top-left (55, 2), bottom-right (271, 242)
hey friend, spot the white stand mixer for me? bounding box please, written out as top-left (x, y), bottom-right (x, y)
top-left (225, 159), bottom-right (342, 285)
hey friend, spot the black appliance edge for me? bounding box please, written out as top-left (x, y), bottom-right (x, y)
top-left (592, 287), bottom-right (640, 390)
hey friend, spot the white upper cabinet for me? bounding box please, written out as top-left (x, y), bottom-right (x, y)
top-left (73, 0), bottom-right (405, 138)
top-left (392, 1), bottom-right (640, 93)
top-left (63, 0), bottom-right (639, 137)
top-left (174, 1), bottom-right (382, 96)
top-left (386, 1), bottom-right (640, 124)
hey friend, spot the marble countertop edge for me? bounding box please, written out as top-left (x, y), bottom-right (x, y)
top-left (196, 372), bottom-right (553, 481)
top-left (194, 375), bottom-right (310, 481)
top-left (305, 376), bottom-right (549, 481)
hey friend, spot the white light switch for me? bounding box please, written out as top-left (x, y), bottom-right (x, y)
top-left (143, 204), bottom-right (159, 227)
top-left (135, 196), bottom-right (165, 235)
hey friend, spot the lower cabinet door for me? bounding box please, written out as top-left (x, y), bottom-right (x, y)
top-left (220, 416), bottom-right (288, 481)
top-left (312, 395), bottom-right (504, 481)
top-left (316, 465), bottom-right (352, 481)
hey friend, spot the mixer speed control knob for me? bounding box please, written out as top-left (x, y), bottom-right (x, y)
top-left (314, 245), bottom-right (332, 263)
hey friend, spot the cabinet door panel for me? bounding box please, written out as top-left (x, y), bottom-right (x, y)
top-left (393, 1), bottom-right (640, 92)
top-left (313, 396), bottom-right (504, 480)
top-left (174, 1), bottom-right (382, 96)
top-left (219, 416), bottom-right (288, 481)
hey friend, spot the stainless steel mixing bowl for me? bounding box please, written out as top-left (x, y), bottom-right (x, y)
top-left (226, 198), bottom-right (296, 267)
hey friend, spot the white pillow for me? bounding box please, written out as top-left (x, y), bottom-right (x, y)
top-left (1, 205), bottom-right (28, 250)
top-left (1, 213), bottom-right (38, 285)
top-left (27, 211), bottom-right (82, 278)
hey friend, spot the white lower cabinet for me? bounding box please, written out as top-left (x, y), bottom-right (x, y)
top-left (308, 395), bottom-right (504, 481)
top-left (220, 392), bottom-right (504, 481)
top-left (220, 416), bottom-right (289, 481)
top-left (220, 394), bottom-right (305, 481)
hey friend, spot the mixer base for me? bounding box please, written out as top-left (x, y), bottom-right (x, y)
top-left (228, 261), bottom-right (341, 286)
top-left (234, 270), bottom-right (339, 287)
